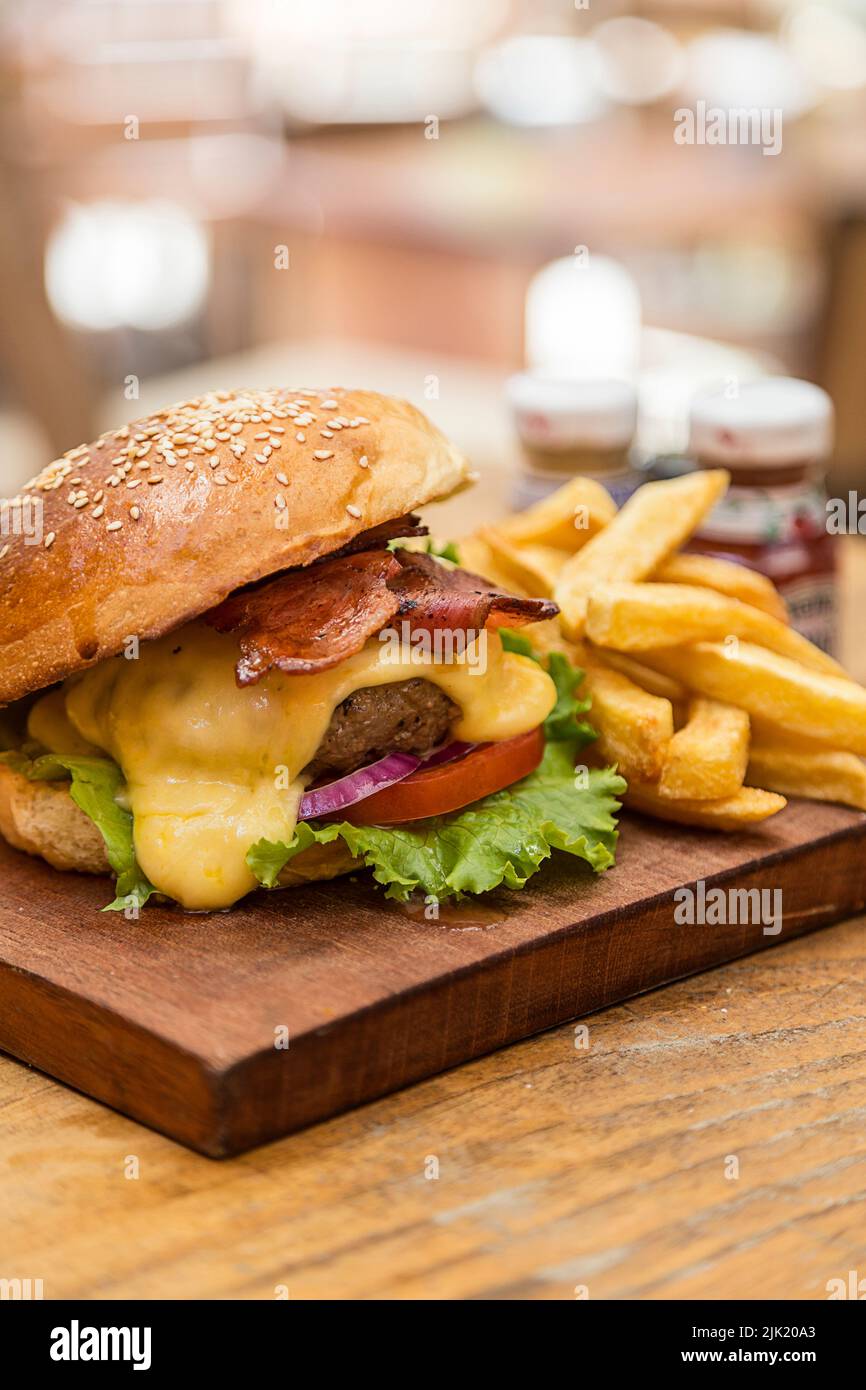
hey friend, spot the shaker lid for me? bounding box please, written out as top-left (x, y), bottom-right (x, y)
top-left (689, 378), bottom-right (833, 467)
top-left (506, 374), bottom-right (637, 450)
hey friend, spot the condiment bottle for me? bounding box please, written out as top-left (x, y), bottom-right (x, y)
top-left (506, 375), bottom-right (640, 510)
top-left (688, 377), bottom-right (837, 655)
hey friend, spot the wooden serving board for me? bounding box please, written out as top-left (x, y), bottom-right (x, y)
top-left (1, 800), bottom-right (865, 1157)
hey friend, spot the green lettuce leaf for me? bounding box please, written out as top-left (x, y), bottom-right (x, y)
top-left (247, 740), bottom-right (625, 903)
top-left (0, 750), bottom-right (154, 911)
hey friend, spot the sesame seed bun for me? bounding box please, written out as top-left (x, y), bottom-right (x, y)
top-left (0, 387), bottom-right (470, 705)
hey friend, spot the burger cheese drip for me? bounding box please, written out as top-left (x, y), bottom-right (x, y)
top-left (34, 622), bottom-right (555, 911)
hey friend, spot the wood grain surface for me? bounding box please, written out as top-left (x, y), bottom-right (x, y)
top-left (1, 800), bottom-right (864, 1156)
top-left (1, 529), bottom-right (864, 1296)
top-left (1, 912), bottom-right (864, 1300)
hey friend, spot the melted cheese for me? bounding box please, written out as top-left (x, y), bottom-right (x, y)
top-left (35, 621), bottom-right (556, 911)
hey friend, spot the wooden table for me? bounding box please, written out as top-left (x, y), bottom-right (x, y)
top-left (1, 470), bottom-right (864, 1300)
top-left (2, 913), bottom-right (864, 1301)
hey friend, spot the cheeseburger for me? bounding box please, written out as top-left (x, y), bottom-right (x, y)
top-left (0, 388), bottom-right (622, 912)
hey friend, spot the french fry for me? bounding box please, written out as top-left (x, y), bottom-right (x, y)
top-left (589, 647), bottom-right (689, 703)
top-left (624, 780), bottom-right (786, 830)
top-left (581, 661), bottom-right (674, 781)
top-left (554, 470), bottom-right (730, 637)
top-left (493, 476), bottom-right (616, 551)
top-left (480, 530), bottom-right (569, 598)
top-left (654, 552), bottom-right (789, 624)
top-left (658, 698), bottom-right (750, 800)
top-left (456, 535), bottom-right (531, 597)
top-left (747, 738), bottom-right (866, 812)
top-left (585, 582), bottom-right (845, 678)
top-left (641, 641), bottom-right (866, 755)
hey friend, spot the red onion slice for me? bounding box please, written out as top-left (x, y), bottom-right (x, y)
top-left (299, 751), bottom-right (422, 820)
top-left (418, 740), bottom-right (478, 769)
top-left (298, 740), bottom-right (479, 821)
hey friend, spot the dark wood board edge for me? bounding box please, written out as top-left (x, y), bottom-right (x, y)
top-left (0, 964), bottom-right (222, 1152)
top-left (2, 818), bottom-right (864, 1158)
top-left (215, 827), bottom-right (866, 1156)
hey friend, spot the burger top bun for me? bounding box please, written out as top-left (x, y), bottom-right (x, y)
top-left (0, 387), bottom-right (470, 705)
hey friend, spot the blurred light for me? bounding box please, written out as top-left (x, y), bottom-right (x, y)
top-left (45, 201), bottom-right (210, 332)
top-left (231, 0), bottom-right (505, 124)
top-left (684, 30), bottom-right (814, 118)
top-left (255, 45), bottom-right (475, 124)
top-left (228, 0), bottom-right (506, 47)
top-left (591, 18), bottom-right (684, 105)
top-left (526, 256), bottom-right (641, 378)
top-left (475, 36), bottom-right (607, 127)
top-left (784, 3), bottom-right (866, 92)
top-left (639, 328), bottom-right (768, 457)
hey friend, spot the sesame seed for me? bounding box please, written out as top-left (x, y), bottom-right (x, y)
top-left (254, 432), bottom-right (269, 440)
top-left (314, 450), bottom-right (333, 460)
top-left (126, 479), bottom-right (141, 488)
top-left (254, 453), bottom-right (268, 464)
top-left (358, 455), bottom-right (369, 467)
top-left (44, 532), bottom-right (56, 548)
top-left (346, 504), bottom-right (362, 518)
top-left (130, 505), bottom-right (141, 520)
top-left (0, 544), bottom-right (9, 560)
top-left (295, 432), bottom-right (305, 443)
top-left (203, 439), bottom-right (216, 452)
top-left (73, 497), bottom-right (89, 509)
top-left (321, 430), bottom-right (334, 439)
top-left (213, 475), bottom-right (229, 485)
top-left (320, 398), bottom-right (339, 408)
top-left (276, 471), bottom-right (289, 485)
top-left (147, 476), bottom-right (164, 485)
top-left (93, 489), bottom-right (104, 503)
top-left (184, 461), bottom-right (195, 472)
top-left (91, 505), bottom-right (104, 519)
top-left (106, 520), bottom-right (122, 532)
top-left (275, 495), bottom-right (287, 510)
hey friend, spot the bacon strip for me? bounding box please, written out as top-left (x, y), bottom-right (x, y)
top-left (327, 512), bottom-right (428, 557)
top-left (208, 550), bottom-right (404, 684)
top-left (390, 550), bottom-right (559, 632)
top-left (207, 547), bottom-right (558, 685)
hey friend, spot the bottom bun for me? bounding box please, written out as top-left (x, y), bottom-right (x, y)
top-left (0, 763), bottom-right (361, 893)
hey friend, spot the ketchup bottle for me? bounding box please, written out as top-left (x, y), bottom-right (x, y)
top-left (688, 378), bottom-right (837, 656)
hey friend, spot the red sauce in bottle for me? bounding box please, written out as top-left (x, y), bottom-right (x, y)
top-left (688, 378), bottom-right (837, 656)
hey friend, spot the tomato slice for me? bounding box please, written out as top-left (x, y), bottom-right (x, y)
top-left (339, 726), bottom-right (545, 825)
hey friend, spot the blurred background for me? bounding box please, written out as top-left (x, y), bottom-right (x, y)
top-left (0, 0), bottom-right (864, 515)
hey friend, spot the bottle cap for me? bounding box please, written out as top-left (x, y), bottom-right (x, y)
top-left (689, 378), bottom-right (833, 467)
top-left (506, 374), bottom-right (637, 451)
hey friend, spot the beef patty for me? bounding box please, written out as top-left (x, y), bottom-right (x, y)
top-left (304, 679), bottom-right (459, 781)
